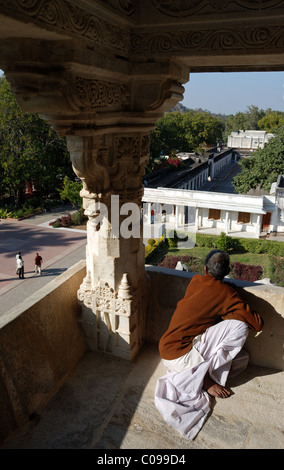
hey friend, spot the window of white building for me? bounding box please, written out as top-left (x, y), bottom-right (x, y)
top-left (237, 212), bottom-right (251, 224)
top-left (208, 209), bottom-right (221, 220)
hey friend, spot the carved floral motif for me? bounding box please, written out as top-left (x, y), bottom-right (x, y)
top-left (75, 77), bottom-right (130, 110)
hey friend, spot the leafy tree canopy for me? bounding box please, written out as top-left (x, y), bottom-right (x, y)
top-left (233, 125), bottom-right (284, 193)
top-left (258, 111), bottom-right (284, 133)
top-left (149, 111), bottom-right (224, 170)
top-left (0, 75), bottom-right (74, 207)
top-left (58, 176), bottom-right (83, 209)
top-left (223, 105), bottom-right (266, 139)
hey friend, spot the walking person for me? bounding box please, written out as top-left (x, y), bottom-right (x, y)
top-left (34, 252), bottom-right (43, 275)
top-left (16, 255), bottom-right (24, 279)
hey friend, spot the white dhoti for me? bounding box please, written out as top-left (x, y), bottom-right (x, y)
top-left (154, 319), bottom-right (249, 440)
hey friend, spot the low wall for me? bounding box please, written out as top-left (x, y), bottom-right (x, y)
top-left (0, 261), bottom-right (88, 445)
top-left (1, 262), bottom-right (283, 445)
top-left (145, 266), bottom-right (284, 372)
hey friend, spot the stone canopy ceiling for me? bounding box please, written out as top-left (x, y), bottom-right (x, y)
top-left (0, 0), bottom-right (284, 72)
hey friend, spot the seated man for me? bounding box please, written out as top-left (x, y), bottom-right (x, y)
top-left (155, 249), bottom-right (263, 439)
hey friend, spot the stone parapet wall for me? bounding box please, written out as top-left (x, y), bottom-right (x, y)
top-left (1, 262), bottom-right (283, 445)
top-left (0, 261), bottom-right (88, 445)
top-left (145, 266), bottom-right (284, 372)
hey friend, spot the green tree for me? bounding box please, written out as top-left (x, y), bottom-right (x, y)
top-left (149, 111), bottom-right (224, 168)
top-left (150, 112), bottom-right (188, 161)
top-left (223, 106), bottom-right (266, 140)
top-left (58, 176), bottom-right (83, 209)
top-left (258, 111), bottom-right (284, 132)
top-left (183, 111), bottom-right (223, 151)
top-left (233, 126), bottom-right (284, 193)
top-left (0, 76), bottom-right (73, 206)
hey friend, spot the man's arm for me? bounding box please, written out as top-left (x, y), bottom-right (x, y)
top-left (221, 287), bottom-right (264, 332)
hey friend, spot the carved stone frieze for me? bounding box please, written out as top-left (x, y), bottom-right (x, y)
top-left (151, 0), bottom-right (284, 16)
top-left (103, 0), bottom-right (136, 16)
top-left (0, 0), bottom-right (131, 53)
top-left (132, 25), bottom-right (284, 55)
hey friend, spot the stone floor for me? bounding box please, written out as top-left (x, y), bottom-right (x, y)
top-left (2, 342), bottom-right (283, 450)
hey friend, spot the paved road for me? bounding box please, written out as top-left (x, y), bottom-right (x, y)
top-left (0, 205), bottom-right (87, 316)
top-left (211, 162), bottom-right (243, 193)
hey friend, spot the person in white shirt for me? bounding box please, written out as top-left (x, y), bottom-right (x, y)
top-left (16, 255), bottom-right (24, 279)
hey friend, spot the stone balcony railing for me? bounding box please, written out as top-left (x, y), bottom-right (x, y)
top-left (0, 261), bottom-right (283, 445)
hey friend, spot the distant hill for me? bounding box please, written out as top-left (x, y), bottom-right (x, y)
top-left (169, 103), bottom-right (229, 121)
top-left (169, 103), bottom-right (190, 113)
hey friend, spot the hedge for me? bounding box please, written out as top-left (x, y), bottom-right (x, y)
top-left (145, 236), bottom-right (164, 262)
top-left (196, 233), bottom-right (284, 257)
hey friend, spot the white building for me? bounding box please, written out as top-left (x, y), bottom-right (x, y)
top-left (227, 130), bottom-right (274, 150)
top-left (142, 175), bottom-right (284, 239)
top-left (144, 148), bottom-right (239, 191)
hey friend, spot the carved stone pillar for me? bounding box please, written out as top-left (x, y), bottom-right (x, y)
top-left (1, 36), bottom-right (188, 360)
top-left (67, 131), bottom-right (150, 360)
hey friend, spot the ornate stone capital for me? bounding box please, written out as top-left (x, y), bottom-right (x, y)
top-left (67, 132), bottom-right (149, 204)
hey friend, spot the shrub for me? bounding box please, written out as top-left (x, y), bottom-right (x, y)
top-left (216, 232), bottom-right (232, 251)
top-left (49, 213), bottom-right (73, 227)
top-left (196, 234), bottom-right (217, 248)
top-left (71, 209), bottom-right (87, 225)
top-left (60, 214), bottom-right (72, 226)
top-left (270, 256), bottom-right (284, 286)
top-left (145, 236), bottom-right (164, 262)
top-left (230, 262), bottom-right (263, 282)
top-left (0, 208), bottom-right (11, 218)
top-left (166, 229), bottom-right (179, 247)
top-left (195, 233), bottom-right (284, 257)
top-left (0, 205), bottom-right (41, 219)
top-left (158, 255), bottom-right (203, 273)
top-left (23, 197), bottom-right (43, 210)
top-left (52, 221), bottom-right (61, 228)
top-left (12, 209), bottom-right (25, 219)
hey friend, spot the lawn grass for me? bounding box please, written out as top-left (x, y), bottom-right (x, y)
top-left (152, 245), bottom-right (274, 279)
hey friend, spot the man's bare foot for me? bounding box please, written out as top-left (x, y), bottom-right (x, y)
top-left (203, 373), bottom-right (231, 398)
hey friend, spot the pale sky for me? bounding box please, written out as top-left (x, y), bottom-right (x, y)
top-left (2, 69), bottom-right (284, 116)
top-left (182, 72), bottom-right (284, 115)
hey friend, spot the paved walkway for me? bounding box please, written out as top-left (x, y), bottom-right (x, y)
top-left (0, 205), bottom-right (87, 315)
